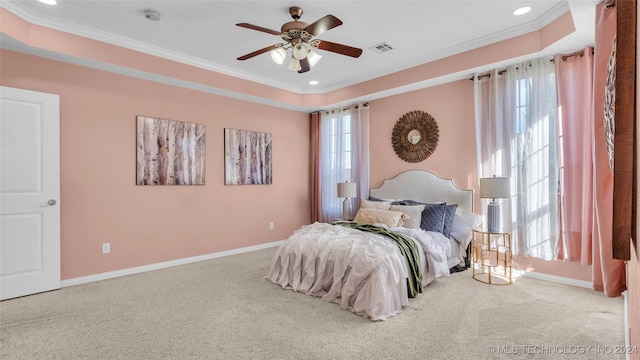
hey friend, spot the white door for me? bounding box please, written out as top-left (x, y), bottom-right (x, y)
top-left (0, 86), bottom-right (60, 300)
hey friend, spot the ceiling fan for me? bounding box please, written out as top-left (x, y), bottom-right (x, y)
top-left (236, 6), bottom-right (363, 73)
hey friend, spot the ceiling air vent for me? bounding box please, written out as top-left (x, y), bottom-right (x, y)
top-left (369, 42), bottom-right (394, 54)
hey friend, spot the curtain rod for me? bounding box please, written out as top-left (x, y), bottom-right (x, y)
top-left (469, 47), bottom-right (595, 81)
top-left (321, 102), bottom-right (369, 115)
top-left (560, 47), bottom-right (594, 61)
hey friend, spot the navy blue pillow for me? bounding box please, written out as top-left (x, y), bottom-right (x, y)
top-left (392, 200), bottom-right (447, 233)
top-left (443, 204), bottom-right (458, 238)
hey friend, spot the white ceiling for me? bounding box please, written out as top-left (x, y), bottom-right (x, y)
top-left (1, 0), bottom-right (596, 102)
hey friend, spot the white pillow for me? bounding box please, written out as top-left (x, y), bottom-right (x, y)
top-left (456, 207), bottom-right (483, 228)
top-left (360, 199), bottom-right (392, 210)
top-left (389, 204), bottom-right (426, 229)
top-left (450, 208), bottom-right (483, 246)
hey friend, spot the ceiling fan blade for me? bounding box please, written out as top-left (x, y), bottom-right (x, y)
top-left (298, 58), bottom-right (310, 73)
top-left (304, 15), bottom-right (343, 36)
top-left (236, 23), bottom-right (282, 36)
top-left (312, 40), bottom-right (363, 58)
top-left (237, 44), bottom-right (283, 61)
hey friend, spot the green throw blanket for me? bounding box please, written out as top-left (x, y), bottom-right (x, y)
top-left (337, 222), bottom-right (423, 298)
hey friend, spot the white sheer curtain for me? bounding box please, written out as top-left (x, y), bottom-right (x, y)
top-left (318, 103), bottom-right (369, 222)
top-left (474, 58), bottom-right (560, 260)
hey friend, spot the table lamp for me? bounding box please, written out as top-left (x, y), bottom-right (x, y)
top-left (337, 182), bottom-right (357, 220)
top-left (480, 176), bottom-right (510, 232)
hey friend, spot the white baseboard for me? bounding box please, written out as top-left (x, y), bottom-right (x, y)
top-left (522, 271), bottom-right (593, 289)
top-left (63, 244), bottom-right (596, 291)
top-left (623, 290), bottom-right (630, 360)
top-left (61, 240), bottom-right (285, 288)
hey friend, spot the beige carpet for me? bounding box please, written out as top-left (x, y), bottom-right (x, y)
top-left (1, 247), bottom-right (625, 360)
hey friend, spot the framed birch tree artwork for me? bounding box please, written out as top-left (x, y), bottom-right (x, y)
top-left (224, 128), bottom-right (272, 185)
top-left (136, 116), bottom-right (206, 185)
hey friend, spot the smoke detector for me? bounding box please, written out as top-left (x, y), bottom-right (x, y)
top-left (144, 9), bottom-right (161, 21)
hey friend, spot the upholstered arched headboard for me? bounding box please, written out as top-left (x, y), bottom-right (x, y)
top-left (369, 170), bottom-right (473, 213)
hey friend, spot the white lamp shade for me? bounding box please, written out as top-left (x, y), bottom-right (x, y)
top-left (288, 57), bottom-right (302, 71)
top-left (337, 182), bottom-right (356, 198)
top-left (292, 43), bottom-right (309, 60)
top-left (479, 177), bottom-right (510, 199)
top-left (270, 47), bottom-right (287, 65)
top-left (307, 51), bottom-right (322, 67)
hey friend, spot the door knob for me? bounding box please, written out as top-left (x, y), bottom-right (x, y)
top-left (41, 199), bottom-right (57, 207)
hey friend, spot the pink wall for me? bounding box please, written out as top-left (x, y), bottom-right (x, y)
top-left (324, 12), bottom-right (576, 106)
top-left (0, 6), bottom-right (576, 110)
top-left (368, 80), bottom-right (478, 192)
top-left (368, 78), bottom-right (594, 282)
top-left (0, 8), bottom-right (303, 109)
top-left (2, 47), bottom-right (595, 283)
top-left (512, 256), bottom-right (592, 282)
top-left (2, 9), bottom-right (636, 344)
top-left (0, 49), bottom-right (310, 280)
top-left (0, 5), bottom-right (609, 286)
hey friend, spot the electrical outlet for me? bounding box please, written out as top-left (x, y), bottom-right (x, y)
top-left (269, 222), bottom-right (274, 230)
top-left (102, 243), bottom-right (110, 254)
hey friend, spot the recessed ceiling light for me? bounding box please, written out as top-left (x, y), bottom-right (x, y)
top-left (513, 6), bottom-right (531, 16)
top-left (309, 80), bottom-right (319, 85)
top-left (38, 0), bottom-right (57, 5)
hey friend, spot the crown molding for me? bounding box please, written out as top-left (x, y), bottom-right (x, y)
top-left (0, 1), bottom-right (305, 94)
top-left (2, 0), bottom-right (571, 97)
top-left (318, 1), bottom-right (572, 93)
top-left (1, 0), bottom-right (589, 112)
top-left (0, 33), bottom-right (317, 112)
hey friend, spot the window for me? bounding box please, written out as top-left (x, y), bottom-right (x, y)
top-left (475, 58), bottom-right (559, 259)
top-left (320, 110), bottom-right (354, 221)
top-left (509, 71), bottom-right (559, 259)
top-left (328, 114), bottom-right (352, 183)
top-left (317, 104), bottom-right (369, 222)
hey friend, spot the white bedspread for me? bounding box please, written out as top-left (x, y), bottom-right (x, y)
top-left (266, 222), bottom-right (450, 321)
top-left (391, 227), bottom-right (452, 279)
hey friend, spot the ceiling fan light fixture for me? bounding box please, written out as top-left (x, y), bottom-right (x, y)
top-left (236, 6), bottom-right (362, 73)
top-left (292, 43), bottom-right (309, 60)
top-left (288, 57), bottom-right (302, 72)
top-left (270, 47), bottom-right (287, 65)
top-left (307, 51), bottom-right (322, 67)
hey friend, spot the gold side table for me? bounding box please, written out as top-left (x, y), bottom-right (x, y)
top-left (472, 228), bottom-right (513, 285)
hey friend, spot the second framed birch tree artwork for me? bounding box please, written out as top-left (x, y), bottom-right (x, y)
top-left (136, 116), bottom-right (206, 185)
top-left (224, 128), bottom-right (272, 185)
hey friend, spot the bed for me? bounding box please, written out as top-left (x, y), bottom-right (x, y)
top-left (368, 170), bottom-right (476, 271)
top-left (266, 170), bottom-right (481, 321)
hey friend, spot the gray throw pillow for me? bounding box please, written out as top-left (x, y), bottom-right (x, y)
top-left (443, 204), bottom-right (458, 238)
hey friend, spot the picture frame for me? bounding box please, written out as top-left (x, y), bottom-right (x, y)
top-left (136, 115), bottom-right (206, 185)
top-left (224, 128), bottom-right (272, 185)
